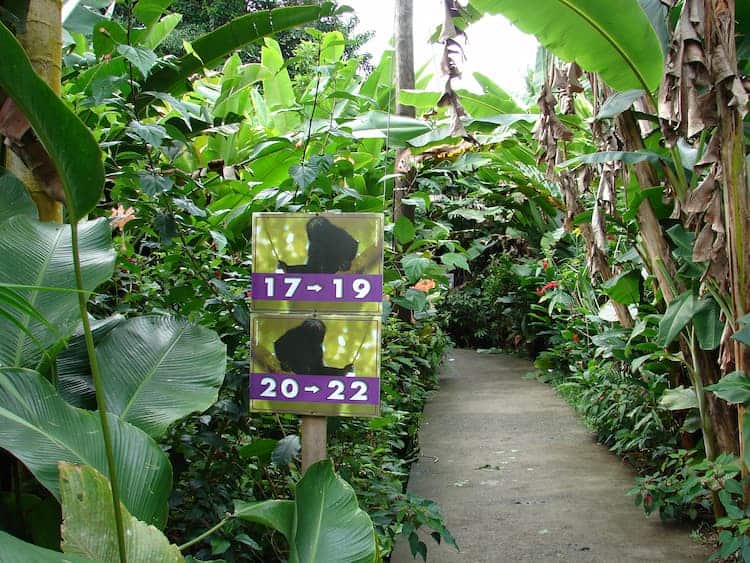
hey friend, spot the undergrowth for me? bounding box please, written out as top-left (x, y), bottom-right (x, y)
top-left (164, 317), bottom-right (454, 561)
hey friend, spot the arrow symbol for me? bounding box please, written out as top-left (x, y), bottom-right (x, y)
top-left (306, 284), bottom-right (323, 292)
top-left (304, 385), bottom-right (320, 393)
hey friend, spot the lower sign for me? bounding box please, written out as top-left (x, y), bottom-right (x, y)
top-left (250, 374), bottom-right (380, 405)
top-left (250, 313), bottom-right (381, 417)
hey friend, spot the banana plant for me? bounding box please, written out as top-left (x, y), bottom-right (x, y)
top-left (469, 0), bottom-right (664, 93)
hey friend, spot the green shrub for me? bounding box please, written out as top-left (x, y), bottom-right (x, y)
top-left (442, 254), bottom-right (550, 352)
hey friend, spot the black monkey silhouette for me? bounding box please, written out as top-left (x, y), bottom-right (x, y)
top-left (273, 319), bottom-right (353, 376)
top-left (277, 217), bottom-right (358, 274)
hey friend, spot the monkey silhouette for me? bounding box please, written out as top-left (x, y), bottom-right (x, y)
top-left (277, 217), bottom-right (358, 274)
top-left (273, 319), bottom-right (353, 376)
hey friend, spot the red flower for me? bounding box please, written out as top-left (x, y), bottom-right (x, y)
top-left (542, 259), bottom-right (549, 270)
top-left (537, 281), bottom-right (559, 295)
top-left (572, 333), bottom-right (580, 343)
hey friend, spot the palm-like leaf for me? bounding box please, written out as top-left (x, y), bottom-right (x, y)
top-left (469, 0), bottom-right (664, 92)
top-left (0, 368), bottom-right (172, 527)
top-left (96, 316), bottom-right (227, 437)
top-left (142, 3), bottom-right (339, 97)
top-left (0, 216), bottom-right (115, 369)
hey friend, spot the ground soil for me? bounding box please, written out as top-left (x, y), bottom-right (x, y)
top-left (391, 349), bottom-right (711, 562)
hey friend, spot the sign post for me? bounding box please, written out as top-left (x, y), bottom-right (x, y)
top-left (250, 213), bottom-right (384, 471)
top-left (301, 416), bottom-right (327, 472)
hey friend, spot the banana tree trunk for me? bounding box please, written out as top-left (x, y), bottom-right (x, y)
top-left (705, 0), bottom-right (750, 467)
top-left (4, 0), bottom-right (63, 223)
top-left (618, 108), bottom-right (738, 455)
top-left (617, 110), bottom-right (680, 303)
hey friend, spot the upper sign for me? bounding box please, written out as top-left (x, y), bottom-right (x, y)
top-left (251, 213), bottom-right (384, 313)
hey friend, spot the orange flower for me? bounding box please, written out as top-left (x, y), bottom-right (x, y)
top-left (412, 279), bottom-right (436, 292)
top-left (109, 205), bottom-right (136, 230)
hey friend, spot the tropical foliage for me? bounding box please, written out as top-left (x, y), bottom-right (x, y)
top-left (1, 0), bottom-right (749, 561)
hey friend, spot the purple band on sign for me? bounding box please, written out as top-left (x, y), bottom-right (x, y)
top-left (250, 373), bottom-right (380, 405)
top-left (252, 273), bottom-right (382, 303)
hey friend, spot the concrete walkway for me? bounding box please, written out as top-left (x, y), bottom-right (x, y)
top-left (391, 349), bottom-right (710, 562)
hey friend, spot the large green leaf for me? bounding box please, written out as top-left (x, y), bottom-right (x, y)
top-left (595, 89), bottom-right (645, 120)
top-left (0, 21), bottom-right (104, 221)
top-left (732, 325), bottom-right (750, 347)
top-left (0, 530), bottom-right (94, 563)
top-left (0, 369), bottom-right (172, 527)
top-left (96, 316), bottom-right (227, 437)
top-left (558, 150), bottom-right (662, 169)
top-left (234, 499), bottom-right (294, 541)
top-left (401, 254), bottom-right (435, 283)
top-left (657, 292), bottom-right (704, 348)
top-left (394, 216), bottom-right (416, 245)
top-left (398, 89), bottom-right (442, 112)
top-left (142, 3), bottom-right (338, 96)
top-left (57, 315), bottom-right (126, 409)
top-left (341, 111), bottom-right (432, 146)
top-left (134, 0), bottom-right (174, 28)
top-left (235, 459), bottom-right (376, 563)
top-left (694, 298), bottom-right (723, 351)
top-left (706, 372), bottom-right (750, 406)
top-left (62, 0), bottom-right (112, 35)
top-left (136, 13), bottom-right (182, 50)
top-left (659, 386), bottom-right (698, 411)
top-left (261, 38), bottom-right (300, 133)
top-left (60, 463), bottom-right (184, 562)
top-left (470, 0), bottom-right (664, 92)
top-left (602, 270), bottom-right (641, 305)
top-left (0, 217), bottom-right (115, 369)
top-left (457, 72), bottom-right (523, 117)
top-left (359, 49), bottom-right (393, 107)
top-left (0, 168), bottom-right (37, 223)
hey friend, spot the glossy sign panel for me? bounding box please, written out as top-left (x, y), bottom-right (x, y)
top-left (249, 313), bottom-right (381, 417)
top-left (251, 213), bottom-right (384, 313)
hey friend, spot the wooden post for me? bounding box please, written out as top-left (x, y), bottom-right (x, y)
top-left (301, 415), bottom-right (327, 472)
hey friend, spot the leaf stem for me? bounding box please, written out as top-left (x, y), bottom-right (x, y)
top-left (71, 221), bottom-right (128, 563)
top-left (178, 516), bottom-right (231, 551)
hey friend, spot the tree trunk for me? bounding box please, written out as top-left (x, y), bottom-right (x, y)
top-left (705, 0), bottom-right (749, 465)
top-left (393, 0), bottom-right (415, 225)
top-left (395, 0), bottom-right (415, 119)
top-left (618, 108), bottom-right (738, 455)
top-left (5, 0), bottom-right (63, 223)
top-left (617, 110), bottom-right (680, 304)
